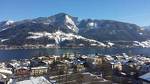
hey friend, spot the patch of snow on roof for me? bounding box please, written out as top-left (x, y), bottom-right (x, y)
top-left (0, 73), bottom-right (7, 79)
top-left (16, 76), bottom-right (50, 84)
top-left (0, 69), bottom-right (12, 74)
top-left (139, 72), bottom-right (150, 82)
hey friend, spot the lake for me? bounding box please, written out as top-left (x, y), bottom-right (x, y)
top-left (0, 47), bottom-right (150, 61)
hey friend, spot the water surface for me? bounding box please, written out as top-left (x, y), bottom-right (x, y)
top-left (0, 48), bottom-right (149, 61)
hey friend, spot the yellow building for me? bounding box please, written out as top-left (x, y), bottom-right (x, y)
top-left (31, 66), bottom-right (48, 76)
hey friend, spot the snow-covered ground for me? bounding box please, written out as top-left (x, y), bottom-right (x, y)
top-left (0, 39), bottom-right (9, 42)
top-left (133, 40), bottom-right (150, 48)
top-left (27, 30), bottom-right (106, 47)
top-left (88, 22), bottom-right (97, 28)
top-left (107, 42), bottom-right (114, 46)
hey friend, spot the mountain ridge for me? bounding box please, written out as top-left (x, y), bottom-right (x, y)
top-left (0, 13), bottom-right (149, 47)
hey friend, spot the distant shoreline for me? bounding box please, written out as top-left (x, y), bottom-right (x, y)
top-left (0, 45), bottom-right (105, 50)
top-left (0, 45), bottom-right (148, 50)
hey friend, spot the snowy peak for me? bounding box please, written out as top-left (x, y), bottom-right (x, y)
top-left (49, 13), bottom-right (79, 33)
top-left (64, 15), bottom-right (79, 33)
top-left (0, 20), bottom-right (15, 32)
top-left (0, 20), bottom-right (14, 27)
top-left (5, 20), bottom-right (14, 25)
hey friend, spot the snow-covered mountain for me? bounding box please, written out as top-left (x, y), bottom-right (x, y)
top-left (49, 13), bottom-right (79, 33)
top-left (0, 13), bottom-right (107, 47)
top-left (0, 13), bottom-right (149, 47)
top-left (78, 19), bottom-right (148, 41)
top-left (32, 13), bottom-right (79, 33)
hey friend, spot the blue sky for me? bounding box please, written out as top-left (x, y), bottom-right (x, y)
top-left (0, 0), bottom-right (150, 26)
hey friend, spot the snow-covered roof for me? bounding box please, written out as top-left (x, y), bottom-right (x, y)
top-left (139, 72), bottom-right (150, 82)
top-left (10, 62), bottom-right (20, 68)
top-left (31, 66), bottom-right (48, 70)
top-left (16, 67), bottom-right (29, 70)
top-left (104, 55), bottom-right (114, 61)
top-left (0, 73), bottom-right (7, 79)
top-left (16, 76), bottom-right (51, 84)
top-left (0, 69), bottom-right (12, 74)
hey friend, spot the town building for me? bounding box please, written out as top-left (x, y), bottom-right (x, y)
top-left (31, 66), bottom-right (48, 76)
